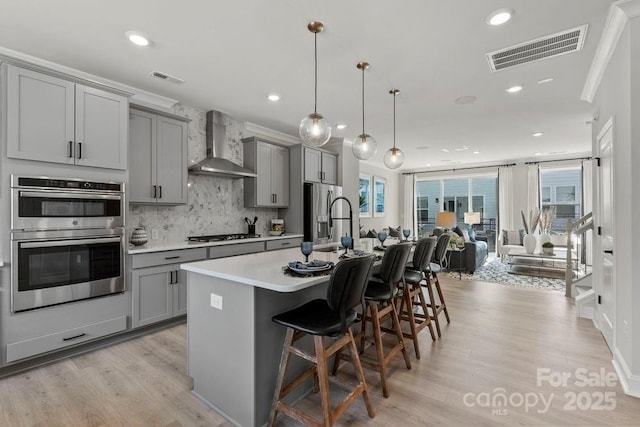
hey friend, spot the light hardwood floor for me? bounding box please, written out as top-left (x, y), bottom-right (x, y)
top-left (1, 277), bottom-right (639, 426)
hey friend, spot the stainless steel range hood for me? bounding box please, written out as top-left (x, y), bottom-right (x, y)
top-left (188, 110), bottom-right (257, 178)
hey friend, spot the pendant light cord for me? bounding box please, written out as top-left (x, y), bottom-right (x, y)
top-left (361, 67), bottom-right (365, 135)
top-left (314, 32), bottom-right (318, 115)
top-left (393, 91), bottom-right (396, 149)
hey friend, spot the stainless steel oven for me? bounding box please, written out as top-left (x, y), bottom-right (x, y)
top-left (11, 175), bottom-right (124, 231)
top-left (10, 175), bottom-right (125, 312)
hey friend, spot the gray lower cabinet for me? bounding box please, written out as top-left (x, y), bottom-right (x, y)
top-left (242, 137), bottom-right (289, 207)
top-left (130, 247), bottom-right (206, 328)
top-left (5, 64), bottom-right (128, 170)
top-left (265, 237), bottom-right (303, 251)
top-left (129, 106), bottom-right (190, 205)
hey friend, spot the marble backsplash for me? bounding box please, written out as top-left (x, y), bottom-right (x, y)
top-left (128, 103), bottom-right (277, 247)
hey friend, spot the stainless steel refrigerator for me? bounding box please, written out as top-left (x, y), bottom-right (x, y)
top-left (303, 182), bottom-right (343, 244)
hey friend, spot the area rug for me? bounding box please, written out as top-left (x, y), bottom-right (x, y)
top-left (447, 258), bottom-right (566, 294)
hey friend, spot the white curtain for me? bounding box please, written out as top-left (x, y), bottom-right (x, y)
top-left (582, 160), bottom-right (594, 265)
top-left (527, 164), bottom-right (540, 219)
top-left (402, 174), bottom-right (415, 232)
top-left (498, 166), bottom-right (514, 232)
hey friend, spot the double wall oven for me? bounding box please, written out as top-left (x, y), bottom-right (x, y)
top-left (10, 176), bottom-right (125, 313)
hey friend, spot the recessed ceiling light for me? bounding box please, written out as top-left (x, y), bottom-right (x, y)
top-left (126, 31), bottom-right (150, 46)
top-left (473, 151), bottom-right (480, 154)
top-left (454, 96), bottom-right (477, 105)
top-left (336, 124), bottom-right (347, 130)
top-left (487, 8), bottom-right (515, 26)
top-left (506, 85), bottom-right (523, 93)
top-left (441, 148), bottom-right (450, 153)
top-left (538, 78), bottom-right (554, 84)
top-left (426, 163), bottom-right (431, 167)
top-left (534, 152), bottom-right (542, 156)
top-left (532, 132), bottom-right (543, 137)
top-left (267, 94), bottom-right (280, 102)
top-left (454, 145), bottom-right (469, 152)
top-left (416, 146), bottom-right (429, 150)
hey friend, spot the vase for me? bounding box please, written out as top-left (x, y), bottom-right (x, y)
top-left (523, 233), bottom-right (536, 254)
top-left (130, 227), bottom-right (148, 246)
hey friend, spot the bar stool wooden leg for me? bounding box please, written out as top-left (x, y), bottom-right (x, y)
top-left (400, 284), bottom-right (421, 359)
top-left (269, 328), bottom-right (294, 427)
top-left (424, 275), bottom-right (442, 338)
top-left (434, 274), bottom-right (450, 323)
top-left (314, 336), bottom-right (332, 427)
top-left (370, 302), bottom-right (390, 398)
top-left (347, 329), bottom-right (375, 418)
top-left (389, 300), bottom-right (413, 372)
top-left (414, 282), bottom-right (437, 341)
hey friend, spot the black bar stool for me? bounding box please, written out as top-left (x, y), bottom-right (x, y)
top-left (397, 237), bottom-right (438, 357)
top-left (269, 256), bottom-right (376, 427)
top-left (336, 243), bottom-right (412, 398)
top-left (423, 233), bottom-right (451, 337)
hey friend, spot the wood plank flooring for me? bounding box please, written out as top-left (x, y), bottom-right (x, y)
top-left (1, 277), bottom-right (639, 426)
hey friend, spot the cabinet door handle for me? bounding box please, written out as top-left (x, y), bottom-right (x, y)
top-left (63, 333), bottom-right (87, 342)
top-left (322, 172), bottom-right (325, 181)
top-left (153, 185), bottom-right (157, 198)
top-left (169, 270), bottom-right (173, 284)
top-left (68, 141), bottom-right (73, 158)
top-left (604, 250), bottom-right (613, 255)
top-left (174, 270), bottom-right (179, 284)
top-left (274, 194), bottom-right (277, 204)
top-left (77, 142), bottom-right (82, 159)
top-left (159, 186), bottom-right (162, 199)
top-left (281, 242), bottom-right (291, 246)
top-left (165, 255), bottom-right (181, 260)
top-left (319, 171), bottom-right (322, 181)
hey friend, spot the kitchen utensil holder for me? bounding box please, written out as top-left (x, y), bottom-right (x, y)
top-left (248, 224), bottom-right (256, 235)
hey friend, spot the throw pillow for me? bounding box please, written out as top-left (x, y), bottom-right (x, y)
top-left (468, 227), bottom-right (477, 242)
top-left (461, 229), bottom-right (470, 242)
top-left (503, 229), bottom-right (524, 245)
top-left (366, 229), bottom-right (377, 238)
top-left (452, 226), bottom-right (464, 237)
top-left (359, 226), bottom-right (367, 238)
top-left (388, 225), bottom-right (401, 238)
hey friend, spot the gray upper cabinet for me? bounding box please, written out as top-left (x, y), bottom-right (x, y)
top-left (243, 137), bottom-right (289, 208)
top-left (303, 146), bottom-right (337, 184)
top-left (129, 107), bottom-right (189, 205)
top-left (6, 64), bottom-right (128, 170)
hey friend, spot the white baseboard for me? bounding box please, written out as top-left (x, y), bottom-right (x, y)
top-left (612, 347), bottom-right (640, 397)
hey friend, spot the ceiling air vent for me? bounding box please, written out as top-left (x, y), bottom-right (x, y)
top-left (149, 70), bottom-right (185, 84)
top-left (486, 24), bottom-right (588, 72)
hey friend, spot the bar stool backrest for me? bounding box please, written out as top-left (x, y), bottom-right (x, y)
top-left (432, 233), bottom-right (451, 266)
top-left (378, 243), bottom-right (412, 287)
top-left (412, 237), bottom-right (438, 272)
top-left (327, 255), bottom-right (375, 331)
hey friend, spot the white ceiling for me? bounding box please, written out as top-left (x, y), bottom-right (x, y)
top-left (0, 0), bottom-right (613, 170)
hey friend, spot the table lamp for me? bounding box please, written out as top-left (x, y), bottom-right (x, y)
top-left (436, 211), bottom-right (457, 232)
top-left (464, 211), bottom-right (481, 227)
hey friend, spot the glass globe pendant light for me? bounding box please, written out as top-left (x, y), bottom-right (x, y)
top-left (352, 62), bottom-right (377, 160)
top-left (383, 89), bottom-right (405, 169)
top-left (299, 21), bottom-right (331, 147)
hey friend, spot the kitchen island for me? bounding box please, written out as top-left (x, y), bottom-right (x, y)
top-left (181, 246), bottom-right (345, 427)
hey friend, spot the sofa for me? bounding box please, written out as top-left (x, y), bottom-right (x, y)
top-left (433, 227), bottom-right (488, 274)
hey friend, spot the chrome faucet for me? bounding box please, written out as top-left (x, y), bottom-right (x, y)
top-left (328, 196), bottom-right (354, 249)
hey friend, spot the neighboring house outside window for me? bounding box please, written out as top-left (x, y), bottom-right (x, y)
top-left (539, 167), bottom-right (582, 232)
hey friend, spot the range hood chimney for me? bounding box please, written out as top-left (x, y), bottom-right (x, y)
top-left (188, 110), bottom-right (257, 178)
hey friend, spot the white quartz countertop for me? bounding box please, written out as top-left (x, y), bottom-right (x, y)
top-left (0, 258), bottom-right (3, 267)
top-left (128, 233), bottom-right (303, 254)
top-left (181, 246), bottom-right (350, 292)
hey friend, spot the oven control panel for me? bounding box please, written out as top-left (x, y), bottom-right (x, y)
top-left (16, 177), bottom-right (122, 192)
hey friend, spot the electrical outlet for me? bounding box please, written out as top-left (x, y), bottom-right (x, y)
top-left (210, 293), bottom-right (223, 310)
top-left (151, 229), bottom-right (159, 240)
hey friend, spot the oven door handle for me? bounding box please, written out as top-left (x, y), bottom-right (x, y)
top-left (20, 237), bottom-right (122, 249)
top-left (19, 191), bottom-right (122, 200)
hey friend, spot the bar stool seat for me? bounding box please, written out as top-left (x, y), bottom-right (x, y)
top-left (269, 256), bottom-right (376, 427)
top-left (364, 280), bottom-right (399, 301)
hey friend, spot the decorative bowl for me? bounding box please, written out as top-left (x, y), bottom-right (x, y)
top-left (269, 230), bottom-right (284, 236)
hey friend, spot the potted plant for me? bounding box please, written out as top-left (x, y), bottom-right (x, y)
top-left (542, 241), bottom-right (554, 255)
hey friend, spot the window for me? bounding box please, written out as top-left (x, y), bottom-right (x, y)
top-left (539, 167), bottom-right (582, 232)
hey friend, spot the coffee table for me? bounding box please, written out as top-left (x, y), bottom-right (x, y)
top-left (507, 248), bottom-right (575, 279)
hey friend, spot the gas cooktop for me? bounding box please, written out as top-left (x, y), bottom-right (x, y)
top-left (187, 233), bottom-right (261, 243)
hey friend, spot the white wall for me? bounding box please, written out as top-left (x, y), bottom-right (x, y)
top-left (359, 162), bottom-right (401, 234)
top-left (592, 14), bottom-right (640, 396)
